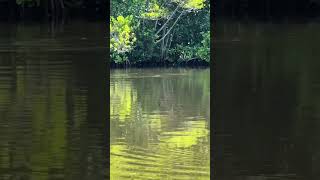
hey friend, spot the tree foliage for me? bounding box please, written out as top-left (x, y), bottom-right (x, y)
top-left (110, 15), bottom-right (137, 63)
top-left (110, 16), bottom-right (136, 53)
top-left (111, 0), bottom-right (210, 64)
top-left (141, 3), bottom-right (169, 20)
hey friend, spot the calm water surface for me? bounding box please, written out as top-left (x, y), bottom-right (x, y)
top-left (215, 20), bottom-right (320, 179)
top-left (110, 68), bottom-right (210, 179)
top-left (0, 21), bottom-right (107, 179)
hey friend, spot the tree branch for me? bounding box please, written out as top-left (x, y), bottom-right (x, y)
top-left (155, 11), bottom-right (185, 44)
top-left (154, 4), bottom-right (180, 36)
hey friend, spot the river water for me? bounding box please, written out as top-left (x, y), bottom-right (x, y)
top-left (215, 20), bottom-right (320, 179)
top-left (4, 19), bottom-right (320, 180)
top-left (110, 68), bottom-right (210, 179)
top-left (0, 21), bottom-right (108, 179)
top-left (0, 21), bottom-right (210, 179)
top-left (6, 16), bottom-right (320, 180)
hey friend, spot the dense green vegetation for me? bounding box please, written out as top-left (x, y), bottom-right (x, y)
top-left (110, 0), bottom-right (210, 65)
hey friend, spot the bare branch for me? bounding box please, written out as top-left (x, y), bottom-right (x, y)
top-left (154, 5), bottom-right (180, 36)
top-left (155, 11), bottom-right (185, 44)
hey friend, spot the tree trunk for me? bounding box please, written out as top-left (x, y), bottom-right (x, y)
top-left (160, 27), bottom-right (166, 61)
top-left (163, 28), bottom-right (171, 60)
top-left (165, 30), bottom-right (174, 60)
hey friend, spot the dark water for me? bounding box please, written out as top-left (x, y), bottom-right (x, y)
top-left (110, 68), bottom-right (210, 179)
top-left (215, 20), bottom-right (320, 179)
top-left (0, 21), bottom-right (107, 179)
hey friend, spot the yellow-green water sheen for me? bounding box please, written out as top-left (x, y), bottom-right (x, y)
top-left (110, 68), bottom-right (210, 179)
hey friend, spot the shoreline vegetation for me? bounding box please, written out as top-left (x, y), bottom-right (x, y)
top-left (110, 0), bottom-right (210, 66)
top-left (110, 59), bottom-right (210, 68)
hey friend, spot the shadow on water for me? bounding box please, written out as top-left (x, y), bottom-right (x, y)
top-left (0, 21), bottom-right (107, 179)
top-left (214, 20), bottom-right (320, 179)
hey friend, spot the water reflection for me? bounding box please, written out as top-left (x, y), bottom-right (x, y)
top-left (215, 20), bottom-right (320, 179)
top-left (0, 22), bottom-right (107, 179)
top-left (110, 68), bottom-right (210, 179)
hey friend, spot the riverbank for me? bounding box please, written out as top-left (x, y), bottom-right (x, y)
top-left (110, 59), bottom-right (210, 68)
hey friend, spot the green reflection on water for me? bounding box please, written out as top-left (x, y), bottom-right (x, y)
top-left (0, 21), bottom-right (107, 179)
top-left (110, 68), bottom-right (210, 179)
